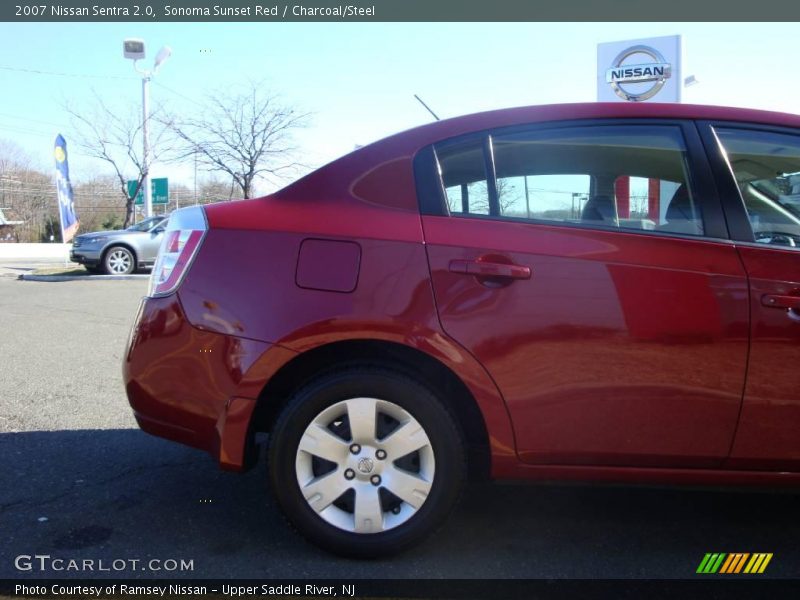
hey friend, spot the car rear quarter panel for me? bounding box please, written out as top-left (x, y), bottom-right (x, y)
top-left (179, 196), bottom-right (519, 473)
top-left (124, 294), bottom-right (281, 451)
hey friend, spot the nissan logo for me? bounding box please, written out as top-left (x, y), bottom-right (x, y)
top-left (605, 45), bottom-right (672, 102)
top-left (357, 458), bottom-right (374, 474)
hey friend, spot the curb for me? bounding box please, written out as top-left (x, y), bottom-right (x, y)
top-left (19, 274), bottom-right (149, 282)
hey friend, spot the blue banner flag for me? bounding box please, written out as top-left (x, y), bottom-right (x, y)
top-left (54, 134), bottom-right (78, 242)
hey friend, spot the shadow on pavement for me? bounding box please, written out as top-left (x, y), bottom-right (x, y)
top-left (1, 428), bottom-right (798, 578)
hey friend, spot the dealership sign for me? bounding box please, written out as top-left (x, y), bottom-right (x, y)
top-left (606, 45), bottom-right (672, 101)
top-left (597, 36), bottom-right (682, 103)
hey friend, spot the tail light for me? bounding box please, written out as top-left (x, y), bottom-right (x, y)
top-left (148, 206), bottom-right (207, 297)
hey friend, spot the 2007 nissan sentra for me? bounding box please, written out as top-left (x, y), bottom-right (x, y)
top-left (123, 102), bottom-right (800, 557)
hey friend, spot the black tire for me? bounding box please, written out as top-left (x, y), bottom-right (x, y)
top-left (103, 246), bottom-right (135, 275)
top-left (268, 366), bottom-right (466, 558)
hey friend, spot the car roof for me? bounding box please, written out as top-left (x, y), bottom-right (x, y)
top-left (384, 102), bottom-right (800, 150)
top-left (269, 102), bottom-right (800, 213)
top-left (292, 102), bottom-right (800, 174)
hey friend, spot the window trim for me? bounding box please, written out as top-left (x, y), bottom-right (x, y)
top-left (413, 144), bottom-right (444, 216)
top-left (697, 120), bottom-right (800, 245)
top-left (414, 118), bottom-right (730, 242)
top-left (484, 135), bottom-right (500, 216)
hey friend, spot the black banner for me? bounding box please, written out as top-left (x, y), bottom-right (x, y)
top-left (2, 579), bottom-right (800, 600)
top-left (4, 0), bottom-right (800, 22)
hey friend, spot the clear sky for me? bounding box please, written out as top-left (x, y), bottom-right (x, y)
top-left (1, 22), bottom-right (799, 194)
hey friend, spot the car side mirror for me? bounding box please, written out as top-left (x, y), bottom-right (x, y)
top-left (152, 226), bottom-right (165, 234)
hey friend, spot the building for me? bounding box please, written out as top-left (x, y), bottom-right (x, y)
top-left (0, 207), bottom-right (24, 242)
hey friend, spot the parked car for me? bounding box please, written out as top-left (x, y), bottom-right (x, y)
top-left (124, 103), bottom-right (800, 558)
top-left (71, 215), bottom-right (168, 274)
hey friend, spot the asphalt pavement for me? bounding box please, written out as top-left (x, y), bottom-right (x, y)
top-left (1, 276), bottom-right (799, 579)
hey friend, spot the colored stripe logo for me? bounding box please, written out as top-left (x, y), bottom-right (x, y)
top-left (696, 553), bottom-right (773, 574)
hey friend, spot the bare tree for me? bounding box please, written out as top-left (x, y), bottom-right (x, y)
top-left (65, 93), bottom-right (171, 227)
top-left (463, 178), bottom-right (516, 215)
top-left (164, 82), bottom-right (307, 199)
top-left (0, 140), bottom-right (55, 242)
top-left (198, 177), bottom-right (237, 203)
top-left (72, 175), bottom-right (127, 232)
top-left (0, 139), bottom-right (33, 175)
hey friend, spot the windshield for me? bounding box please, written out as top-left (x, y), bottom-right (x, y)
top-left (126, 216), bottom-right (166, 232)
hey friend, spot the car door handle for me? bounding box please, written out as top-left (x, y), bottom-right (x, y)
top-left (761, 294), bottom-right (800, 310)
top-left (449, 259), bottom-right (532, 280)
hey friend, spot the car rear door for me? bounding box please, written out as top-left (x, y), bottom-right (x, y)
top-left (416, 120), bottom-right (749, 468)
top-left (701, 123), bottom-right (800, 471)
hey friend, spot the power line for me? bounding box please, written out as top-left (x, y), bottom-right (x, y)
top-left (0, 124), bottom-right (54, 138)
top-left (0, 64), bottom-right (136, 81)
top-left (152, 81), bottom-right (204, 107)
top-left (0, 112), bottom-right (64, 128)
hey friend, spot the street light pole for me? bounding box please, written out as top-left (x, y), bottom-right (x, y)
top-left (141, 73), bottom-right (153, 219)
top-left (123, 39), bottom-right (171, 220)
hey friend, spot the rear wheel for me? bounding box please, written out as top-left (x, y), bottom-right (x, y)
top-left (268, 367), bottom-right (465, 558)
top-left (103, 246), bottom-right (135, 275)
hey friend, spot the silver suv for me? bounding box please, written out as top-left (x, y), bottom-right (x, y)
top-left (70, 216), bottom-right (168, 274)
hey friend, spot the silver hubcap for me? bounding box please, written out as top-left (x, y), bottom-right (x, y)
top-left (295, 397), bottom-right (435, 534)
top-left (107, 249), bottom-right (132, 274)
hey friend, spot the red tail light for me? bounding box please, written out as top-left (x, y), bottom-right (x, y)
top-left (148, 206), bottom-right (207, 297)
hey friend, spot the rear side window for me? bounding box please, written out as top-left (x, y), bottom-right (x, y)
top-left (715, 128), bottom-right (800, 249)
top-left (436, 140), bottom-right (491, 216)
top-left (434, 125), bottom-right (705, 237)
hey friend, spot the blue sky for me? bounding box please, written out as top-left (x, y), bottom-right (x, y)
top-left (1, 22), bottom-right (799, 194)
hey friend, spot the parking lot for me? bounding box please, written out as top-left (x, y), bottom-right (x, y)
top-left (1, 273), bottom-right (799, 579)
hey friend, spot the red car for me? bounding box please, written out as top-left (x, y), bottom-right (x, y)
top-left (124, 102), bottom-right (800, 557)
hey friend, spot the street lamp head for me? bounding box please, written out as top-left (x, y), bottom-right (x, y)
top-left (684, 74), bottom-right (700, 87)
top-left (123, 38), bottom-right (146, 61)
top-left (153, 46), bottom-right (172, 72)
